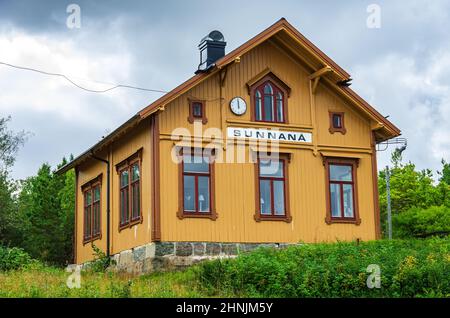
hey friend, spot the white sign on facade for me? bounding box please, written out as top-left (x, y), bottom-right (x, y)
top-left (227, 127), bottom-right (312, 143)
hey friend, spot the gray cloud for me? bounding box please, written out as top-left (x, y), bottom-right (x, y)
top-left (1, 0), bottom-right (449, 179)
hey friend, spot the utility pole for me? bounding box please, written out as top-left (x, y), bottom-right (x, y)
top-left (385, 166), bottom-right (392, 240)
top-left (376, 138), bottom-right (407, 240)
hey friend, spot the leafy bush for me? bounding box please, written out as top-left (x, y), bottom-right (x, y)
top-left (0, 246), bottom-right (33, 271)
top-left (2, 239), bottom-right (450, 298)
top-left (377, 152), bottom-right (450, 238)
top-left (85, 244), bottom-right (114, 273)
top-left (196, 238), bottom-right (450, 297)
top-left (109, 279), bottom-right (133, 298)
top-left (392, 206), bottom-right (450, 238)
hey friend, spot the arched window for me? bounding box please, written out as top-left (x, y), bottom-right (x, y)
top-left (255, 90), bottom-right (262, 120)
top-left (254, 80), bottom-right (285, 123)
top-left (276, 92), bottom-right (283, 122)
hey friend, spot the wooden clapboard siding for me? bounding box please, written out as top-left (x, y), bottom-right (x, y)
top-left (75, 119), bottom-right (153, 264)
top-left (73, 21), bottom-right (390, 264)
top-left (157, 39), bottom-right (376, 244)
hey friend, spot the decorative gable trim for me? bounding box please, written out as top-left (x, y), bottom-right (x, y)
top-left (246, 68), bottom-right (291, 97)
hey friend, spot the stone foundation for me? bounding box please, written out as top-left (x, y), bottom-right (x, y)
top-left (88, 242), bottom-right (295, 274)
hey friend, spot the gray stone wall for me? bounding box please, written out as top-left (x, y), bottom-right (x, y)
top-left (100, 241), bottom-right (294, 275)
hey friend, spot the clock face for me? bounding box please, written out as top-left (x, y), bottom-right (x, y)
top-left (230, 97), bottom-right (247, 115)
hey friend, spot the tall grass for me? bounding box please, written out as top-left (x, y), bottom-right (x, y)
top-left (0, 263), bottom-right (204, 298)
top-left (196, 238), bottom-right (450, 298)
top-left (2, 238), bottom-right (450, 298)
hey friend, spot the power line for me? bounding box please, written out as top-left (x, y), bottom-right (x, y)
top-left (0, 61), bottom-right (168, 94)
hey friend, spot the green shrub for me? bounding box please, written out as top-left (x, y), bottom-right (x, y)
top-left (0, 246), bottom-right (33, 271)
top-left (85, 244), bottom-right (115, 273)
top-left (109, 279), bottom-right (133, 298)
top-left (392, 206), bottom-right (450, 238)
top-left (196, 238), bottom-right (450, 298)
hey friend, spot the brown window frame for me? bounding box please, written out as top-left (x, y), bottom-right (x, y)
top-left (329, 111), bottom-right (347, 135)
top-left (116, 148), bottom-right (143, 231)
top-left (188, 99), bottom-right (208, 124)
top-left (81, 174), bottom-right (102, 244)
top-left (254, 153), bottom-right (292, 223)
top-left (323, 157), bottom-right (361, 225)
top-left (249, 73), bottom-right (290, 124)
top-left (177, 147), bottom-right (217, 220)
top-left (130, 163), bottom-right (141, 221)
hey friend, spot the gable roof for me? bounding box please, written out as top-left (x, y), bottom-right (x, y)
top-left (57, 18), bottom-right (400, 174)
top-left (139, 17), bottom-right (351, 119)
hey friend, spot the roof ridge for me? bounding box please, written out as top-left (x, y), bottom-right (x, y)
top-left (58, 18), bottom-right (400, 174)
top-left (139, 18), bottom-right (351, 118)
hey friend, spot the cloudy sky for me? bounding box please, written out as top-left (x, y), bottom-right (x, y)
top-left (1, 0), bottom-right (449, 180)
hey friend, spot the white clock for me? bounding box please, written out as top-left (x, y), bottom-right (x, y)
top-left (230, 97), bottom-right (247, 115)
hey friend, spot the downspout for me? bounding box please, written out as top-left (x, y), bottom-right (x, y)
top-left (90, 152), bottom-right (111, 263)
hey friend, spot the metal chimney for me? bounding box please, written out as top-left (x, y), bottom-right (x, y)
top-left (196, 30), bottom-right (226, 73)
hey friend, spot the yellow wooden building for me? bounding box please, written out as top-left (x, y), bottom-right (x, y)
top-left (58, 18), bottom-right (400, 266)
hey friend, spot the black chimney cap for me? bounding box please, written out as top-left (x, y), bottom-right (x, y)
top-left (197, 30), bottom-right (226, 73)
top-left (200, 30), bottom-right (225, 43)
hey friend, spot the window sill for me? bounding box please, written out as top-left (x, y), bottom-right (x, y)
top-left (177, 211), bottom-right (218, 220)
top-left (83, 234), bottom-right (102, 245)
top-left (187, 117), bottom-right (208, 125)
top-left (329, 127), bottom-right (347, 135)
top-left (119, 217), bottom-right (143, 232)
top-left (255, 119), bottom-right (287, 125)
top-left (325, 217), bottom-right (361, 225)
top-left (254, 213), bottom-right (292, 223)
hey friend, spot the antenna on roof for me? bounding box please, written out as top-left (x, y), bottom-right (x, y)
top-left (376, 137), bottom-right (407, 152)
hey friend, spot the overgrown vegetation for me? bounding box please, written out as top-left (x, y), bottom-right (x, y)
top-left (16, 160), bottom-right (75, 265)
top-left (88, 244), bottom-right (115, 273)
top-left (1, 238), bottom-right (449, 298)
top-left (0, 264), bottom-right (203, 298)
top-left (0, 116), bottom-right (75, 266)
top-left (0, 246), bottom-right (34, 271)
top-left (378, 150), bottom-right (450, 237)
top-left (0, 116), bottom-right (27, 170)
top-left (392, 206), bottom-right (450, 238)
top-left (196, 238), bottom-right (450, 298)
top-left (0, 117), bottom-right (27, 246)
top-left (2, 115), bottom-right (450, 298)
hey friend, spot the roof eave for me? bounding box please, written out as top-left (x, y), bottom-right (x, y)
top-left (139, 18), bottom-right (352, 119)
top-left (56, 114), bottom-right (141, 175)
top-left (58, 18), bottom-right (401, 173)
top-left (215, 18), bottom-right (350, 80)
top-left (339, 86), bottom-right (401, 137)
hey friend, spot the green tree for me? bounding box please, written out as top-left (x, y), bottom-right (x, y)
top-left (0, 116), bottom-right (26, 245)
top-left (378, 151), bottom-right (450, 237)
top-left (392, 206), bottom-right (450, 238)
top-left (0, 171), bottom-right (21, 244)
top-left (18, 157), bottom-right (75, 265)
top-left (434, 160), bottom-right (450, 208)
top-left (379, 152), bottom-right (440, 237)
top-left (0, 116), bottom-right (75, 265)
top-left (57, 156), bottom-right (75, 264)
top-left (438, 159), bottom-right (450, 185)
top-left (0, 116), bottom-right (27, 171)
